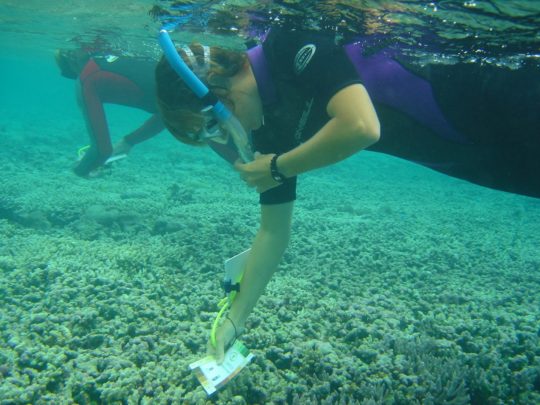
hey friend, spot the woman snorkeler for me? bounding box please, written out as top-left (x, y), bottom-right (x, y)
top-left (155, 28), bottom-right (539, 362)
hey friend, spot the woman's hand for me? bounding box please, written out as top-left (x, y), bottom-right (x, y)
top-left (234, 152), bottom-right (281, 193)
top-left (207, 317), bottom-right (242, 364)
top-left (112, 138), bottom-right (132, 156)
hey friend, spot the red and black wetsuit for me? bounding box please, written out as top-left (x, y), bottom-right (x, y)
top-left (74, 56), bottom-right (164, 176)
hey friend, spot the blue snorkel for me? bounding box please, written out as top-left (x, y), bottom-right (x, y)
top-left (158, 29), bottom-right (254, 163)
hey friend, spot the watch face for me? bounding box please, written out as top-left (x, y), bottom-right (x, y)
top-left (270, 154), bottom-right (285, 182)
top-left (272, 173), bottom-right (285, 183)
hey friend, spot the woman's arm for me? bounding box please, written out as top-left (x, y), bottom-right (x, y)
top-left (235, 84), bottom-right (380, 192)
top-left (209, 201), bottom-right (294, 363)
top-left (123, 114), bottom-right (166, 146)
top-left (279, 83), bottom-right (380, 177)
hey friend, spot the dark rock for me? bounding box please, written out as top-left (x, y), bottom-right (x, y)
top-left (81, 334), bottom-right (106, 349)
top-left (344, 326), bottom-right (369, 343)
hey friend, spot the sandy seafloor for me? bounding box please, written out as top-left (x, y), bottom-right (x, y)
top-left (1, 58), bottom-right (540, 405)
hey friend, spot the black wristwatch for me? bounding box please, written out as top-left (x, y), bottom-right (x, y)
top-left (270, 154), bottom-right (287, 183)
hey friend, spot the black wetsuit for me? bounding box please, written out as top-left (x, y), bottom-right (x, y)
top-left (247, 30), bottom-right (540, 202)
top-left (250, 30), bottom-right (362, 204)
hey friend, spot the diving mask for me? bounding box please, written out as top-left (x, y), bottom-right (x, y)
top-left (187, 105), bottom-right (227, 143)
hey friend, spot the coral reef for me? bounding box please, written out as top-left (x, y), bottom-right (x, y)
top-left (1, 106), bottom-right (539, 404)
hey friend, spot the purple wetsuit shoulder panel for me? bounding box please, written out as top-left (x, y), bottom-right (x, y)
top-left (247, 45), bottom-right (278, 106)
top-left (344, 42), bottom-right (468, 144)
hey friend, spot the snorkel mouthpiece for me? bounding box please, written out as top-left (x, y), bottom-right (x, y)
top-left (158, 30), bottom-right (253, 162)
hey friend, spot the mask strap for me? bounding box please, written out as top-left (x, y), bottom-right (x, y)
top-left (202, 45), bottom-right (210, 67)
top-left (182, 45), bottom-right (210, 76)
top-left (181, 46), bottom-right (198, 69)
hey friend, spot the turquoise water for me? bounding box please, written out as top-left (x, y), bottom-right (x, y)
top-left (1, 1), bottom-right (539, 404)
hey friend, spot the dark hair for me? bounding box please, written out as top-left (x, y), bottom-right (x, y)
top-left (55, 49), bottom-right (90, 79)
top-left (155, 43), bottom-right (247, 145)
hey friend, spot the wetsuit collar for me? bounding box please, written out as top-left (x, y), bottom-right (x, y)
top-left (247, 45), bottom-right (277, 106)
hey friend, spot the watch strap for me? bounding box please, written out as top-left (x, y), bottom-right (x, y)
top-left (270, 154), bottom-right (286, 183)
